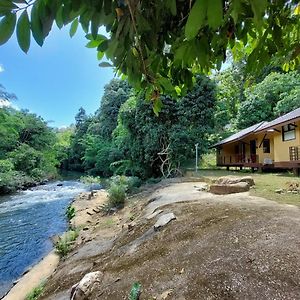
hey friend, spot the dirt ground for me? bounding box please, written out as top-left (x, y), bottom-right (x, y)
top-left (40, 180), bottom-right (300, 300)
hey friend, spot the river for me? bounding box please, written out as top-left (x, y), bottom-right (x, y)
top-left (0, 180), bottom-right (89, 298)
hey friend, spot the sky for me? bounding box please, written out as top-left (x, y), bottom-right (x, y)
top-left (0, 25), bottom-right (114, 127)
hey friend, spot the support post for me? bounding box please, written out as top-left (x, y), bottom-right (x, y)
top-left (195, 143), bottom-right (199, 173)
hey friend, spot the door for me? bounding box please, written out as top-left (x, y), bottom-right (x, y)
top-left (250, 140), bottom-right (256, 163)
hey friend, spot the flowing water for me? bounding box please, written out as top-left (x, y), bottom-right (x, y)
top-left (0, 180), bottom-right (89, 298)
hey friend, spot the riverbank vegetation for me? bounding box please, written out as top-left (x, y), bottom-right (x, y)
top-left (0, 99), bottom-right (60, 194)
top-left (1, 61), bottom-right (299, 196)
top-left (57, 62), bottom-right (299, 182)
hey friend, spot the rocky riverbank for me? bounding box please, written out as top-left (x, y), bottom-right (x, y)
top-left (2, 188), bottom-right (107, 300)
top-left (5, 177), bottom-right (300, 299)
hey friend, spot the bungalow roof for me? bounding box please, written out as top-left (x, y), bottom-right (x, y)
top-left (212, 121), bottom-right (267, 147)
top-left (255, 107), bottom-right (300, 132)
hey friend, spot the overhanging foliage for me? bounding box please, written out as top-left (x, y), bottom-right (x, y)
top-left (0, 0), bottom-right (299, 113)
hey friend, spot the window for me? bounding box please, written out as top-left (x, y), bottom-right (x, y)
top-left (282, 124), bottom-right (296, 141)
top-left (263, 139), bottom-right (270, 153)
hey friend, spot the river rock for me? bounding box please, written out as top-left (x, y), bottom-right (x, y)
top-left (70, 271), bottom-right (103, 300)
top-left (209, 182), bottom-right (250, 194)
top-left (214, 176), bottom-right (255, 187)
top-left (154, 213), bottom-right (176, 231)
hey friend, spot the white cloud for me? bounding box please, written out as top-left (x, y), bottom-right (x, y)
top-left (0, 65), bottom-right (4, 73)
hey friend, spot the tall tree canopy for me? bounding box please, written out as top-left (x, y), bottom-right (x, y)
top-left (236, 71), bottom-right (300, 128)
top-left (0, 0), bottom-right (299, 112)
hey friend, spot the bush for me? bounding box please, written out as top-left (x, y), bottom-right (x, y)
top-left (0, 171), bottom-right (35, 194)
top-left (25, 282), bottom-right (45, 300)
top-left (126, 176), bottom-right (142, 193)
top-left (55, 229), bottom-right (79, 257)
top-left (129, 282), bottom-right (142, 300)
top-left (80, 175), bottom-right (102, 184)
top-left (30, 168), bottom-right (46, 180)
top-left (0, 159), bottom-right (14, 172)
top-left (107, 182), bottom-right (126, 208)
top-left (66, 205), bottom-right (75, 221)
top-left (199, 153), bottom-right (217, 169)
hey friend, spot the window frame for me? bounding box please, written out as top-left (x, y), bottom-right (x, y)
top-left (282, 123), bottom-right (296, 142)
top-left (263, 139), bottom-right (270, 153)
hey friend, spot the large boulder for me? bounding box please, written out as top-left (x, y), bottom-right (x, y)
top-left (70, 271), bottom-right (103, 300)
top-left (209, 182), bottom-right (250, 195)
top-left (214, 176), bottom-right (255, 187)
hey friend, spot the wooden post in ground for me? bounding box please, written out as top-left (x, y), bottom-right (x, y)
top-left (292, 168), bottom-right (300, 176)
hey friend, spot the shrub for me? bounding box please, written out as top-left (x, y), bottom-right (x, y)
top-left (80, 175), bottom-right (102, 184)
top-left (30, 168), bottom-right (45, 180)
top-left (0, 159), bottom-right (14, 173)
top-left (66, 205), bottom-right (75, 221)
top-left (107, 182), bottom-right (126, 208)
top-left (199, 153), bottom-right (217, 169)
top-left (126, 176), bottom-right (142, 192)
top-left (0, 171), bottom-right (34, 194)
top-left (110, 175), bottom-right (142, 193)
top-left (55, 229), bottom-right (79, 257)
top-left (25, 282), bottom-right (45, 300)
top-left (129, 282), bottom-right (141, 300)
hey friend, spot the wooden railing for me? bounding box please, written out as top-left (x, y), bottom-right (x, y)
top-left (217, 155), bottom-right (259, 165)
top-left (289, 146), bottom-right (300, 161)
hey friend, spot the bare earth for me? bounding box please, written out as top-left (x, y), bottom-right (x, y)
top-left (8, 179), bottom-right (300, 300)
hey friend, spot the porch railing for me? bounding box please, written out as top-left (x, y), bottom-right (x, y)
top-left (217, 154), bottom-right (259, 165)
top-left (289, 146), bottom-right (300, 161)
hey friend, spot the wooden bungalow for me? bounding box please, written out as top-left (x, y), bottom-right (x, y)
top-left (212, 108), bottom-right (300, 175)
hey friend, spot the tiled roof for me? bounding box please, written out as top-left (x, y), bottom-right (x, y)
top-left (255, 107), bottom-right (300, 132)
top-left (212, 121), bottom-right (267, 147)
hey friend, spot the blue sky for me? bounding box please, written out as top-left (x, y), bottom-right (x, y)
top-left (0, 25), bottom-right (114, 127)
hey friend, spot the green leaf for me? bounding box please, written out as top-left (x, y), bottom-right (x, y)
top-left (16, 10), bottom-right (30, 53)
top-left (31, 2), bottom-right (44, 46)
top-left (250, 0), bottom-right (267, 27)
top-left (91, 13), bottom-right (99, 40)
top-left (55, 6), bottom-right (64, 29)
top-left (0, 12), bottom-right (16, 46)
top-left (231, 0), bottom-right (241, 23)
top-left (86, 40), bottom-right (100, 48)
top-left (136, 14), bottom-right (151, 32)
top-left (207, 0), bottom-right (223, 29)
top-left (0, 1), bottom-right (18, 10)
top-left (99, 61), bottom-right (113, 67)
top-left (185, 0), bottom-right (207, 40)
top-left (158, 77), bottom-right (174, 94)
top-left (97, 39), bottom-right (108, 52)
top-left (165, 0), bottom-right (177, 16)
top-left (69, 18), bottom-right (78, 37)
top-left (97, 51), bottom-right (104, 60)
top-left (153, 98), bottom-right (163, 116)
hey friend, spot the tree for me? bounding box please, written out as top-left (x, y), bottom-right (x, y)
top-left (0, 84), bottom-right (17, 103)
top-left (114, 75), bottom-right (216, 178)
top-left (95, 79), bottom-right (132, 139)
top-left (236, 71), bottom-right (300, 128)
top-left (0, 0), bottom-right (299, 112)
top-left (0, 106), bottom-right (60, 194)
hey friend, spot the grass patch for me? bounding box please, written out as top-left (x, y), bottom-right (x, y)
top-left (97, 217), bottom-right (116, 229)
top-left (195, 169), bottom-right (300, 207)
top-left (55, 229), bottom-right (79, 257)
top-left (25, 281), bottom-right (45, 300)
